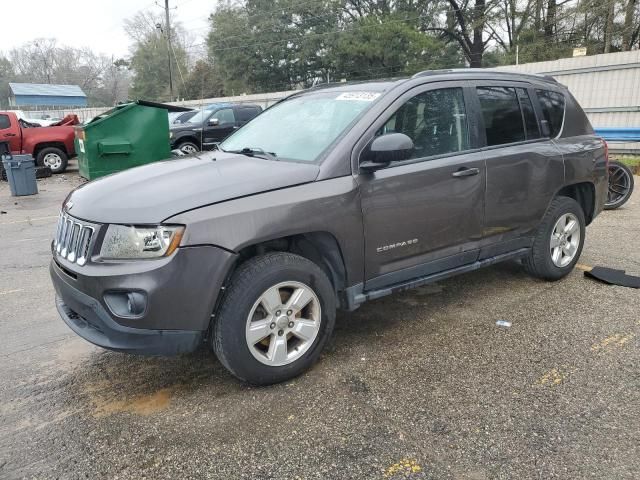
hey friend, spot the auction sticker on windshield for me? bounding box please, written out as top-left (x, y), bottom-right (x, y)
top-left (336, 92), bottom-right (381, 102)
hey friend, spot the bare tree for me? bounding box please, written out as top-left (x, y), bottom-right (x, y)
top-left (622, 0), bottom-right (638, 50)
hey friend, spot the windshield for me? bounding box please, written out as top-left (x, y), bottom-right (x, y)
top-left (220, 91), bottom-right (381, 162)
top-left (185, 109), bottom-right (209, 124)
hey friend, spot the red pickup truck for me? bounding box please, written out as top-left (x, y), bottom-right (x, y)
top-left (0, 111), bottom-right (78, 173)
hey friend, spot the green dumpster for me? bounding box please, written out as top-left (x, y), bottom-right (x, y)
top-left (75, 100), bottom-right (192, 180)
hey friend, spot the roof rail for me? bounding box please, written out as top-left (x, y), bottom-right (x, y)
top-left (411, 68), bottom-right (559, 84)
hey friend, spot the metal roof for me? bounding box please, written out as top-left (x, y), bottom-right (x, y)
top-left (9, 83), bottom-right (86, 97)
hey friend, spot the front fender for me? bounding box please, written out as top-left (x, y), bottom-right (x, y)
top-left (166, 176), bottom-right (365, 286)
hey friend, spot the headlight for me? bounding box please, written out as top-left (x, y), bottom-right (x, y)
top-left (100, 225), bottom-right (184, 260)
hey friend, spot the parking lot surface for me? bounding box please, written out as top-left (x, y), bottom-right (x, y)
top-left (1, 166), bottom-right (638, 479)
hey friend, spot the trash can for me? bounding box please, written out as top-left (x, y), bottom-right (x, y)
top-left (2, 153), bottom-right (38, 196)
top-left (75, 100), bottom-right (192, 180)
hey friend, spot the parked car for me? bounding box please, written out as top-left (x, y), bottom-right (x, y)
top-left (50, 69), bottom-right (607, 385)
top-left (168, 109), bottom-right (197, 125)
top-left (0, 111), bottom-right (78, 173)
top-left (169, 103), bottom-right (262, 154)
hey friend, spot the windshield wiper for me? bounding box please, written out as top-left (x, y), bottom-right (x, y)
top-left (225, 147), bottom-right (278, 161)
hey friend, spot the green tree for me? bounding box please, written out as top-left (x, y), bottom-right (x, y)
top-left (0, 56), bottom-right (13, 108)
top-left (329, 15), bottom-right (461, 80)
top-left (179, 60), bottom-right (224, 100)
top-left (125, 11), bottom-right (189, 102)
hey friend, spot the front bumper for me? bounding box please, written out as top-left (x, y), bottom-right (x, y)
top-left (50, 245), bottom-right (236, 355)
top-left (53, 289), bottom-right (201, 355)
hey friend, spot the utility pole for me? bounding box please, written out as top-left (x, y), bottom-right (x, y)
top-left (164, 0), bottom-right (174, 101)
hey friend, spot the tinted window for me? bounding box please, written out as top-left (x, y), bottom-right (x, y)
top-left (516, 88), bottom-right (540, 140)
top-left (477, 87), bottom-right (525, 146)
top-left (214, 108), bottom-right (235, 125)
top-left (536, 89), bottom-right (565, 137)
top-left (237, 107), bottom-right (261, 122)
top-left (0, 114), bottom-right (10, 129)
top-left (379, 88), bottom-right (469, 159)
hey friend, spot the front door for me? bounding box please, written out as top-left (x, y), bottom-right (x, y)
top-left (357, 84), bottom-right (487, 290)
top-left (0, 113), bottom-right (21, 153)
top-left (203, 108), bottom-right (237, 147)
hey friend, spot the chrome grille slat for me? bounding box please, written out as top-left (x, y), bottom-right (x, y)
top-left (53, 213), bottom-right (97, 267)
top-left (67, 224), bottom-right (80, 262)
top-left (61, 218), bottom-right (73, 257)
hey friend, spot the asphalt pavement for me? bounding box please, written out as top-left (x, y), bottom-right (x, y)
top-left (1, 164), bottom-right (638, 479)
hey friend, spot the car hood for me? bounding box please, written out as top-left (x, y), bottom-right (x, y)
top-left (67, 151), bottom-right (320, 224)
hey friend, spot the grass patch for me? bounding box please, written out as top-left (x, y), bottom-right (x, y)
top-left (609, 155), bottom-right (640, 173)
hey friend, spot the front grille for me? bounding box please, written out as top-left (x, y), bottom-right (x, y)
top-left (53, 213), bottom-right (97, 266)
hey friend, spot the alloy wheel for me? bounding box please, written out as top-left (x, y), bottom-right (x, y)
top-left (550, 213), bottom-right (580, 267)
top-left (606, 164), bottom-right (632, 208)
top-left (245, 281), bottom-right (321, 367)
top-left (180, 144), bottom-right (198, 154)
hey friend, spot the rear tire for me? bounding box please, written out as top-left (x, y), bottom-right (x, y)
top-left (523, 196), bottom-right (585, 280)
top-left (212, 252), bottom-right (336, 385)
top-left (36, 147), bottom-right (68, 174)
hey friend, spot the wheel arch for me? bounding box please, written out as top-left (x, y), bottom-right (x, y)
top-left (33, 142), bottom-right (69, 159)
top-left (231, 232), bottom-right (349, 308)
top-left (173, 134), bottom-right (201, 148)
top-left (555, 181), bottom-right (596, 225)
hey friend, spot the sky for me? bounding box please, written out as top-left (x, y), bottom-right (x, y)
top-left (2, 0), bottom-right (218, 58)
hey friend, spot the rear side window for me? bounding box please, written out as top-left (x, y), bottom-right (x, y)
top-left (535, 89), bottom-right (565, 137)
top-left (0, 114), bottom-right (10, 129)
top-left (477, 87), bottom-right (525, 146)
top-left (516, 88), bottom-right (541, 140)
top-left (236, 107), bottom-right (261, 122)
top-left (379, 87), bottom-right (469, 159)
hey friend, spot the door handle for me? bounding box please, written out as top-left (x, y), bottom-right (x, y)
top-left (452, 167), bottom-right (480, 178)
top-left (3, 133), bottom-right (16, 137)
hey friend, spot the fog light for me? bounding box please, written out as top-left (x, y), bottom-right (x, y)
top-left (104, 291), bottom-right (147, 318)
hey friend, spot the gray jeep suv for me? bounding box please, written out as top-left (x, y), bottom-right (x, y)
top-left (50, 69), bottom-right (608, 385)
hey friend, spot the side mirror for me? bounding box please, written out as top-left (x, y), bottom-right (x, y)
top-left (208, 118), bottom-right (220, 126)
top-left (360, 133), bottom-right (414, 170)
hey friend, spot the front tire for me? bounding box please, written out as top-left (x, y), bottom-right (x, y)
top-left (524, 196), bottom-right (585, 280)
top-left (177, 141), bottom-right (199, 155)
top-left (36, 147), bottom-right (68, 174)
top-left (212, 252), bottom-right (336, 385)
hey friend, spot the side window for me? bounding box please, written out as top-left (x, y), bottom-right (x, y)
top-left (378, 88), bottom-right (469, 159)
top-left (477, 86), bottom-right (525, 146)
top-left (0, 114), bottom-right (10, 130)
top-left (214, 108), bottom-right (235, 125)
top-left (535, 89), bottom-right (565, 137)
top-left (237, 107), bottom-right (260, 122)
top-left (516, 88), bottom-right (541, 140)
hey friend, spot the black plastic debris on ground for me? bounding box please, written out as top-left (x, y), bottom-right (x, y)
top-left (585, 266), bottom-right (640, 288)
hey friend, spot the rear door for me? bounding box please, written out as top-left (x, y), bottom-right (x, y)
top-left (0, 113), bottom-right (22, 153)
top-left (357, 82), bottom-right (487, 289)
top-left (470, 82), bottom-right (564, 257)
